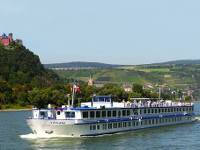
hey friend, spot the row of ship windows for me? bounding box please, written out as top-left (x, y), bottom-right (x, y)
top-left (89, 117), bottom-right (192, 131)
top-left (83, 107), bottom-right (193, 118)
top-left (142, 107), bottom-right (193, 114)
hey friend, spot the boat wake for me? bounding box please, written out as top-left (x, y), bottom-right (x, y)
top-left (195, 116), bottom-right (200, 121)
top-left (20, 133), bottom-right (116, 139)
top-left (20, 133), bottom-right (72, 139)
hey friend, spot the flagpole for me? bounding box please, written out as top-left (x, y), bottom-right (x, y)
top-left (71, 83), bottom-right (75, 107)
top-left (67, 94), bottom-right (70, 106)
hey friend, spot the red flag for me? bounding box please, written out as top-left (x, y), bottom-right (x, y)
top-left (71, 84), bottom-right (81, 93)
top-left (74, 85), bottom-right (81, 93)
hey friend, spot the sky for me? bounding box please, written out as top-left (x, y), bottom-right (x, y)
top-left (0, 0), bottom-right (200, 65)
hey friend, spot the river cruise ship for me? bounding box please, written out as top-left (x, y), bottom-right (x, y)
top-left (27, 95), bottom-right (195, 137)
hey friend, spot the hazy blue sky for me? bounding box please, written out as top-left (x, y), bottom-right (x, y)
top-left (1, 0), bottom-right (200, 65)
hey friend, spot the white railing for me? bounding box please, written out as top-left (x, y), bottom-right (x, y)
top-left (125, 101), bottom-right (193, 108)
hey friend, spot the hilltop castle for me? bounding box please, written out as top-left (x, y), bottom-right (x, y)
top-left (0, 33), bottom-right (23, 46)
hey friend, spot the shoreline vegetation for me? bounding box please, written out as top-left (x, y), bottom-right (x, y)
top-left (0, 108), bottom-right (31, 112)
top-left (0, 104), bottom-right (32, 112)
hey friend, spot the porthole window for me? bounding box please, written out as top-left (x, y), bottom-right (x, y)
top-left (57, 111), bottom-right (60, 115)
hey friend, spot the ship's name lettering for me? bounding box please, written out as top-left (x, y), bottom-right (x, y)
top-left (50, 121), bottom-right (65, 125)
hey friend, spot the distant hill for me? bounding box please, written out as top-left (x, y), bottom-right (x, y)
top-left (151, 59), bottom-right (200, 66)
top-left (54, 60), bottom-right (200, 98)
top-left (44, 61), bottom-right (121, 69)
top-left (0, 43), bottom-right (59, 87)
top-left (45, 59), bottom-right (200, 70)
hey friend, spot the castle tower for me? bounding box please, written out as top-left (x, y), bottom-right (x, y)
top-left (8, 33), bottom-right (13, 42)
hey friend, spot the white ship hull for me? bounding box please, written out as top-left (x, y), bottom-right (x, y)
top-left (27, 96), bottom-right (195, 137)
top-left (27, 116), bottom-right (196, 137)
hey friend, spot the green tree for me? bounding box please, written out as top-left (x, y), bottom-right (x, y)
top-left (128, 92), bottom-right (142, 100)
top-left (28, 88), bottom-right (50, 108)
top-left (0, 81), bottom-right (13, 104)
top-left (133, 84), bottom-right (143, 94)
top-left (185, 96), bottom-right (191, 102)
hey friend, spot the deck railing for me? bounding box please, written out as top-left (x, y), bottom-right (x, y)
top-left (126, 101), bottom-right (193, 108)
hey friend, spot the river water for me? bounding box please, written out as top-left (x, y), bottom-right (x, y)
top-left (1, 103), bottom-right (200, 150)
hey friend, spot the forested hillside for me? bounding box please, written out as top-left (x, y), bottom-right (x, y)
top-left (0, 43), bottom-right (59, 87)
top-left (0, 42), bottom-right (61, 109)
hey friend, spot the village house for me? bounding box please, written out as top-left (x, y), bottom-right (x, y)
top-left (122, 83), bottom-right (133, 92)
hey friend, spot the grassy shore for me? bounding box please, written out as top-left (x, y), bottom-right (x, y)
top-left (0, 104), bottom-right (32, 112)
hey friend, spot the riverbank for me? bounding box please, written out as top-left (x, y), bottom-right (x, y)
top-left (0, 108), bottom-right (32, 112)
top-left (0, 104), bottom-right (32, 112)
